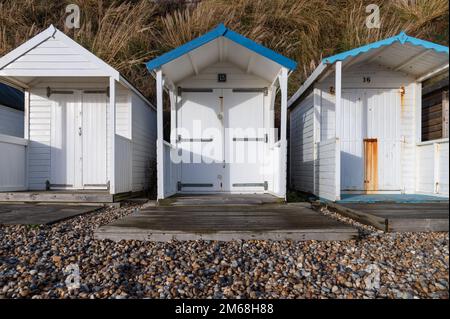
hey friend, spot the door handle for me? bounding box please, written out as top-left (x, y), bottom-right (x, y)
top-left (78, 127), bottom-right (82, 136)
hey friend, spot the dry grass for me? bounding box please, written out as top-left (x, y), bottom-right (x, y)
top-left (0, 0), bottom-right (448, 100)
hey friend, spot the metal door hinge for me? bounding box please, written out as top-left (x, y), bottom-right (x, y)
top-left (47, 87), bottom-right (74, 98)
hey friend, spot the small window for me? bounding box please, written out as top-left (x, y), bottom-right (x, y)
top-left (421, 73), bottom-right (449, 142)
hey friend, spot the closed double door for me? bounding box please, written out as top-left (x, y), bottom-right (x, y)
top-left (50, 91), bottom-right (107, 190)
top-left (340, 89), bottom-right (401, 192)
top-left (177, 88), bottom-right (267, 193)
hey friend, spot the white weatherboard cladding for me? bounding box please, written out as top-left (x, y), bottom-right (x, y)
top-left (0, 105), bottom-right (24, 137)
top-left (438, 142), bottom-right (449, 195)
top-left (1, 35), bottom-right (110, 82)
top-left (416, 140), bottom-right (449, 196)
top-left (0, 135), bottom-right (27, 191)
top-left (315, 139), bottom-right (340, 201)
top-left (289, 92), bottom-right (314, 193)
top-left (319, 90), bottom-right (335, 141)
top-left (178, 61), bottom-right (270, 89)
top-left (131, 91), bottom-right (157, 192)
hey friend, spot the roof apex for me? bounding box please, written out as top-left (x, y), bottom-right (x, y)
top-left (146, 23), bottom-right (297, 71)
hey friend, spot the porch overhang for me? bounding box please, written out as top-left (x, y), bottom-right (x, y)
top-left (145, 23), bottom-right (297, 85)
top-left (289, 32), bottom-right (449, 108)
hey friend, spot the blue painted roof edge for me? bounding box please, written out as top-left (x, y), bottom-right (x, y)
top-left (223, 28), bottom-right (297, 70)
top-left (323, 32), bottom-right (449, 64)
top-left (146, 23), bottom-right (297, 71)
top-left (146, 24), bottom-right (227, 71)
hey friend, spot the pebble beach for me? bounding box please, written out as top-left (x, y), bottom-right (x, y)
top-left (0, 202), bottom-right (448, 299)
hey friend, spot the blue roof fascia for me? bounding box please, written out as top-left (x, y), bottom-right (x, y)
top-left (146, 23), bottom-right (297, 71)
top-left (146, 24), bottom-right (227, 71)
top-left (323, 32), bottom-right (449, 65)
top-left (223, 29), bottom-right (297, 70)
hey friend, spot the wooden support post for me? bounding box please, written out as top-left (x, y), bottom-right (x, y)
top-left (169, 90), bottom-right (177, 146)
top-left (278, 68), bottom-right (288, 199)
top-left (335, 61), bottom-right (342, 201)
top-left (109, 77), bottom-right (116, 194)
top-left (156, 69), bottom-right (165, 200)
top-left (24, 89), bottom-right (30, 190)
top-left (335, 61), bottom-right (342, 139)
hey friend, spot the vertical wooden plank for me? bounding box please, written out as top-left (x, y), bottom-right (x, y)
top-left (278, 68), bottom-right (288, 199)
top-left (109, 77), bottom-right (116, 194)
top-left (24, 89), bottom-right (30, 189)
top-left (335, 137), bottom-right (341, 201)
top-left (156, 69), bottom-right (165, 199)
top-left (364, 138), bottom-right (378, 192)
top-left (335, 62), bottom-right (342, 201)
top-left (169, 90), bottom-right (177, 145)
top-left (443, 91), bottom-right (449, 138)
top-left (335, 61), bottom-right (342, 139)
top-left (313, 88), bottom-right (321, 196)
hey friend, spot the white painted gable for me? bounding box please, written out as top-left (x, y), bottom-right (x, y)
top-left (0, 25), bottom-right (119, 86)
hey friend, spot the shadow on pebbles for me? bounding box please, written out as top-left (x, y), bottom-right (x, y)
top-left (0, 202), bottom-right (448, 299)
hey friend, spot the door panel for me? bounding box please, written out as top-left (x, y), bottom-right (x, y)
top-left (364, 138), bottom-right (378, 192)
top-left (223, 89), bottom-right (266, 192)
top-left (366, 89), bottom-right (401, 191)
top-left (82, 93), bottom-right (107, 188)
top-left (50, 94), bottom-right (77, 188)
top-left (340, 91), bottom-right (364, 190)
top-left (179, 89), bottom-right (224, 192)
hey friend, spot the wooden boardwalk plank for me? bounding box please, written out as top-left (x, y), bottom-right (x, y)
top-left (95, 202), bottom-right (358, 242)
top-left (332, 202), bottom-right (449, 232)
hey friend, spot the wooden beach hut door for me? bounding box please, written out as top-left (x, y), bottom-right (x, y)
top-left (177, 88), bottom-right (266, 193)
top-left (178, 89), bottom-right (224, 192)
top-left (365, 89), bottom-right (401, 191)
top-left (223, 89), bottom-right (266, 192)
top-left (51, 91), bottom-right (107, 190)
top-left (363, 138), bottom-right (378, 192)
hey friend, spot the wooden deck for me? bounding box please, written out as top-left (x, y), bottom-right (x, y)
top-left (95, 203), bottom-right (358, 242)
top-left (0, 203), bottom-right (102, 225)
top-left (159, 194), bottom-right (283, 206)
top-left (0, 190), bottom-right (145, 204)
top-left (328, 202), bottom-right (449, 232)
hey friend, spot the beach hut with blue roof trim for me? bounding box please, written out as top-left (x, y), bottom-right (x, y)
top-left (146, 24), bottom-right (297, 200)
top-left (288, 32), bottom-right (449, 201)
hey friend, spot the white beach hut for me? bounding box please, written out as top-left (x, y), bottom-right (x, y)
top-left (146, 24), bottom-right (297, 200)
top-left (0, 25), bottom-right (156, 201)
top-left (288, 32), bottom-right (449, 201)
